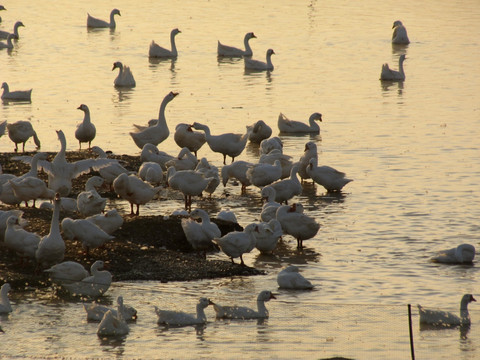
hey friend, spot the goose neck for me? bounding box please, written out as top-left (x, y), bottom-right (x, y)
top-left (109, 12), bottom-right (117, 27)
top-left (196, 304), bottom-right (207, 322)
top-left (82, 107), bottom-right (91, 123)
top-left (170, 32), bottom-right (178, 55)
top-left (244, 37), bottom-right (253, 56)
top-left (50, 199), bottom-right (61, 236)
top-left (256, 300), bottom-right (268, 317)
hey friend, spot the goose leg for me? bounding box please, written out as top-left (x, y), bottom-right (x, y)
top-left (223, 154), bottom-right (227, 165)
top-left (136, 204), bottom-right (140, 216)
top-left (22, 142), bottom-right (26, 152)
top-left (130, 203), bottom-right (134, 215)
top-left (297, 238), bottom-right (303, 249)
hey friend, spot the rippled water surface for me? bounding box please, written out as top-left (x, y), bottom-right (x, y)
top-left (1, 0), bottom-right (480, 359)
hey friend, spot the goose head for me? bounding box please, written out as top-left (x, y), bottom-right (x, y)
top-left (60, 218), bottom-right (76, 239)
top-left (304, 141), bottom-right (317, 152)
top-left (246, 32), bottom-right (256, 40)
top-left (257, 290), bottom-right (276, 302)
top-left (112, 61), bottom-right (123, 71)
top-left (111, 9), bottom-right (121, 17)
top-left (309, 113), bottom-right (322, 122)
top-left (1, 82), bottom-right (8, 91)
top-left (77, 104), bottom-right (89, 112)
top-left (171, 28), bottom-right (181, 37)
top-left (6, 215), bottom-right (19, 227)
top-left (392, 20), bottom-right (403, 28)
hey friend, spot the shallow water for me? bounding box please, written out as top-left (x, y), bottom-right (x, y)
top-left (1, 0), bottom-right (480, 359)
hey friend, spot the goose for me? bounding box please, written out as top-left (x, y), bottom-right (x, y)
top-left (181, 208), bottom-right (221, 256)
top-left (6, 121), bottom-right (39, 152)
top-left (86, 209), bottom-right (123, 234)
top-left (85, 295), bottom-right (137, 322)
top-left (0, 20), bottom-right (24, 40)
top-left (4, 215), bottom-right (40, 262)
top-left (130, 91), bottom-right (178, 149)
top-left (44, 261), bottom-right (89, 285)
top-left (213, 223), bottom-right (257, 265)
top-left (269, 163), bottom-right (302, 204)
top-left (260, 186), bottom-right (281, 222)
top-left (220, 160), bottom-right (253, 192)
top-left (213, 290), bottom-right (276, 319)
top-left (278, 112), bottom-right (322, 134)
top-left (112, 61), bottom-right (136, 88)
top-left (75, 104), bottom-right (96, 149)
top-left (259, 136), bottom-right (283, 155)
top-left (35, 194), bottom-right (65, 269)
top-left (248, 120), bottom-right (272, 144)
top-left (298, 141), bottom-right (318, 182)
top-left (244, 49), bottom-right (275, 71)
top-left (277, 265), bottom-right (313, 290)
top-left (0, 283), bottom-right (12, 314)
top-left (112, 173), bottom-right (162, 215)
top-left (217, 32), bottom-right (256, 57)
top-left (0, 33), bottom-right (13, 49)
top-left (90, 146), bottom-right (129, 189)
top-left (173, 123), bottom-right (206, 156)
top-left (276, 203), bottom-right (320, 248)
top-left (418, 294), bottom-right (476, 327)
top-left (307, 158), bottom-right (353, 192)
top-left (61, 218), bottom-right (114, 255)
top-left (87, 9), bottom-right (120, 28)
top-left (76, 176), bottom-right (106, 216)
top-left (431, 244), bottom-right (475, 264)
top-left (9, 176), bottom-right (54, 207)
top-left (97, 309), bottom-right (129, 337)
top-left (166, 166), bottom-right (214, 211)
top-left (138, 162), bottom-right (163, 185)
top-left (61, 260), bottom-right (112, 297)
top-left (380, 54), bottom-right (406, 81)
top-left (0, 209), bottom-right (26, 241)
top-left (140, 144), bottom-right (175, 170)
top-left (259, 149), bottom-right (293, 179)
top-left (165, 147), bottom-right (198, 171)
top-left (216, 208), bottom-right (238, 223)
top-left (1, 82), bottom-right (32, 102)
top-left (193, 122), bottom-right (251, 164)
top-left (149, 28), bottom-right (181, 58)
top-left (254, 219), bottom-right (283, 254)
top-left (392, 20), bottom-right (410, 44)
top-left (154, 297), bottom-right (213, 326)
top-left (195, 157), bottom-right (220, 196)
top-left (246, 160), bottom-right (282, 187)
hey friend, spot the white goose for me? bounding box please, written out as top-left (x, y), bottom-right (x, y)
top-left (75, 104), bottom-right (96, 149)
top-left (130, 91), bottom-right (178, 149)
top-left (9, 176), bottom-right (54, 207)
top-left (380, 54), bottom-right (406, 81)
top-left (259, 149), bottom-right (293, 179)
top-left (61, 218), bottom-right (114, 255)
top-left (269, 163), bottom-right (302, 204)
top-left (44, 261), bottom-right (89, 285)
top-left (418, 294), bottom-right (476, 327)
top-left (216, 208), bottom-right (238, 223)
top-left (112, 61), bottom-right (136, 88)
top-left (6, 121), bottom-right (40, 152)
top-left (253, 219), bottom-right (283, 254)
top-left (4, 215), bottom-right (40, 262)
top-left (277, 265), bottom-right (314, 290)
top-left (260, 186), bottom-right (281, 222)
top-left (248, 120), bottom-right (272, 144)
top-left (307, 158), bottom-right (353, 192)
top-left (97, 309), bottom-right (129, 337)
top-left (112, 173), bottom-right (162, 215)
top-left (181, 208), bottom-right (221, 256)
top-left (276, 203), bottom-right (320, 249)
top-left (259, 136), bottom-right (283, 155)
top-left (35, 194), bottom-right (65, 269)
top-left (90, 146), bottom-right (129, 189)
top-left (431, 244), bottom-right (475, 264)
top-left (220, 160), bottom-right (253, 193)
top-left (213, 290), bottom-right (276, 319)
top-left (173, 123), bottom-right (206, 156)
top-left (246, 160), bottom-right (282, 187)
top-left (0, 20), bottom-right (24, 39)
top-left (76, 176), bottom-right (106, 216)
top-left (213, 223), bottom-right (257, 265)
top-left (244, 49), bottom-right (275, 71)
top-left (154, 297), bottom-right (213, 327)
top-left (0, 283), bottom-right (12, 314)
top-left (195, 157), bottom-right (220, 196)
top-left (86, 209), bottom-right (123, 235)
top-left (192, 122), bottom-right (251, 164)
top-left (85, 295), bottom-right (137, 322)
top-left (138, 162), bottom-right (163, 185)
top-left (149, 28), bottom-right (181, 58)
top-left (165, 147), bottom-right (198, 171)
top-left (0, 209), bottom-right (26, 241)
top-left (278, 112), bottom-right (322, 133)
top-left (87, 9), bottom-right (121, 28)
top-left (140, 144), bottom-right (175, 170)
top-left (0, 33), bottom-right (14, 49)
top-left (217, 32), bottom-right (256, 57)
top-left (61, 260), bottom-right (112, 297)
top-left (298, 141), bottom-right (318, 182)
top-left (1, 82), bottom-right (32, 101)
top-left (392, 20), bottom-right (410, 45)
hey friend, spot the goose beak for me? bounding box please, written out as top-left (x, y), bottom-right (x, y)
top-left (270, 293), bottom-right (277, 300)
top-left (208, 300), bottom-right (215, 305)
top-left (471, 295), bottom-right (477, 302)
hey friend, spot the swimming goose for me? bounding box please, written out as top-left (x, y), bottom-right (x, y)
top-left (155, 297), bottom-right (213, 326)
top-left (248, 120), bottom-right (272, 144)
top-left (1, 82), bottom-right (32, 102)
top-left (90, 146), bottom-right (129, 189)
top-left (97, 309), bottom-right (129, 337)
top-left (298, 141), bottom-right (318, 182)
top-left (253, 219), bottom-right (283, 254)
top-left (44, 261), bottom-right (89, 285)
top-left (76, 176), bottom-right (106, 216)
top-left (217, 32), bottom-right (256, 57)
top-left (9, 176), bottom-right (54, 207)
top-left (260, 186), bottom-right (281, 222)
top-left (112, 61), bottom-right (136, 88)
top-left (213, 223), bottom-right (257, 265)
top-left (112, 173), bottom-right (162, 215)
top-left (269, 163), bottom-right (302, 204)
top-left (220, 160), bottom-right (253, 192)
top-left (244, 49), bottom-right (275, 71)
top-left (418, 294), bottom-right (476, 327)
top-left (276, 203), bottom-right (320, 248)
top-left (61, 260), bottom-right (112, 297)
top-left (431, 244), bottom-right (475, 264)
top-left (307, 158), bottom-right (353, 192)
top-left (140, 144), bottom-right (175, 170)
top-left (138, 162), bottom-right (163, 185)
top-left (87, 9), bottom-right (120, 28)
top-left (278, 112), bottom-right (322, 134)
top-left (4, 215), bottom-right (40, 262)
top-left (0, 21), bottom-right (24, 39)
top-left (35, 194), bottom-right (65, 269)
top-left (149, 28), bottom-right (181, 58)
top-left (392, 20), bottom-right (410, 44)
top-left (277, 265), bottom-right (313, 290)
top-left (195, 157), bottom-right (220, 196)
top-left (246, 160), bottom-right (282, 187)
top-left (85, 295), bottom-right (137, 322)
top-left (259, 149), bottom-right (293, 179)
top-left (213, 290), bottom-right (276, 319)
top-left (0, 283), bottom-right (12, 314)
top-left (130, 91), bottom-right (178, 149)
top-left (181, 208), bottom-right (221, 256)
top-left (380, 54), bottom-right (406, 81)
top-left (192, 122), bottom-right (251, 164)
top-left (86, 209), bottom-right (123, 234)
top-left (0, 33), bottom-right (13, 49)
top-left (259, 136), bottom-right (283, 155)
top-left (6, 120), bottom-right (39, 152)
top-left (61, 218), bottom-right (114, 255)
top-left (165, 147), bottom-right (198, 171)
top-left (75, 104), bottom-right (96, 149)
top-left (173, 123), bottom-right (206, 156)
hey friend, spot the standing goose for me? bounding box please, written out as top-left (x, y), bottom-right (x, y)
top-left (269, 163), bottom-right (302, 204)
top-left (149, 28), bottom-right (181, 58)
top-left (6, 121), bottom-right (40, 152)
top-left (244, 49), bottom-right (275, 71)
top-left (276, 203), bottom-right (320, 249)
top-left (173, 123), bottom-right (206, 156)
top-left (155, 297), bottom-right (213, 327)
top-left (418, 294), bottom-right (476, 327)
top-left (9, 176), bottom-right (54, 207)
top-left (0, 283), bottom-right (12, 314)
top-left (380, 54), bottom-right (406, 81)
top-left (213, 223), bottom-right (257, 265)
top-left (278, 112), bottom-right (322, 134)
top-left (217, 32), bottom-right (256, 57)
top-left (138, 162), bottom-right (163, 185)
top-left (195, 157), bottom-right (220, 196)
top-left (298, 141), bottom-right (318, 182)
top-left (130, 91), bottom-right (178, 149)
top-left (0, 21), bottom-right (24, 39)
top-left (392, 20), bottom-right (410, 44)
top-left (213, 290), bottom-right (276, 319)
top-left (259, 149), bottom-right (293, 179)
top-left (431, 244), bottom-right (475, 264)
top-left (112, 61), bottom-right (136, 88)
top-left (87, 9), bottom-right (121, 28)
top-left (75, 104), bottom-right (96, 149)
top-left (253, 219), bottom-right (283, 254)
top-left (112, 173), bottom-right (162, 215)
top-left (181, 208), bottom-right (221, 257)
top-left (246, 160), bottom-right (282, 188)
top-left (260, 186), bottom-right (281, 222)
top-left (1, 82), bottom-right (32, 101)
top-left (90, 146), bottom-right (129, 189)
top-left (220, 160), bottom-right (253, 193)
top-left (307, 158), bottom-right (353, 192)
top-left (165, 147), bottom-right (198, 171)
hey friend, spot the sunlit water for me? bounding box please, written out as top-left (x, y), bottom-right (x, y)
top-left (1, 0), bottom-right (480, 358)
